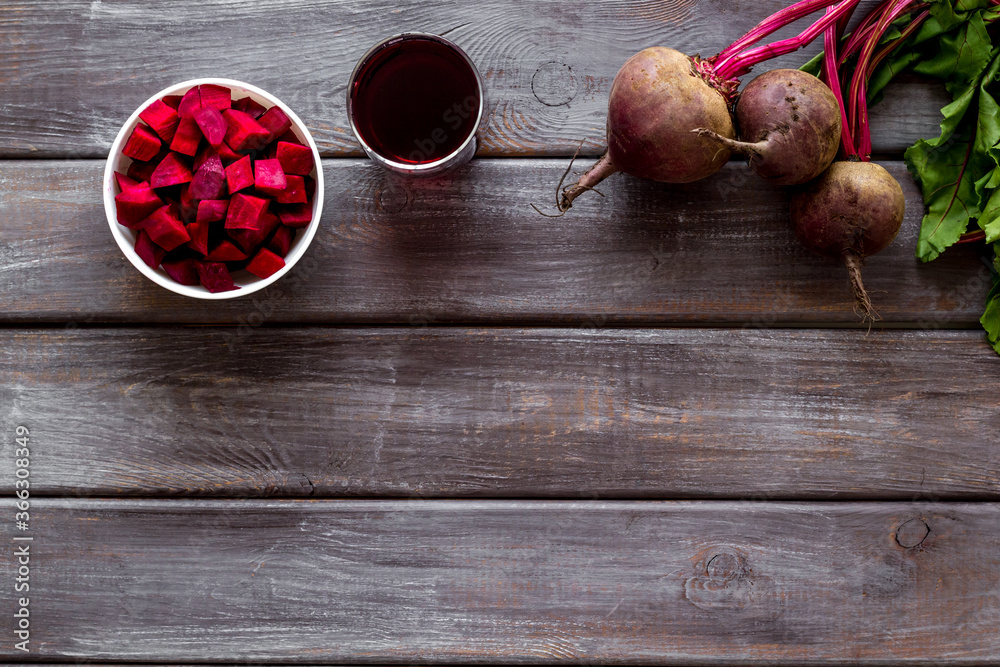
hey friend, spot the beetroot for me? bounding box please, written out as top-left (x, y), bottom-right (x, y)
top-left (195, 261), bottom-right (238, 293)
top-left (205, 239), bottom-right (248, 262)
top-left (186, 219), bottom-right (210, 256)
top-left (276, 175), bottom-right (307, 204)
top-left (150, 152), bottom-right (193, 189)
top-left (162, 257), bottom-right (200, 286)
top-left (267, 225), bottom-right (294, 257)
top-left (135, 230), bottom-right (167, 269)
top-left (254, 158), bottom-right (287, 197)
top-left (223, 109), bottom-right (270, 151)
top-left (194, 106), bottom-right (228, 148)
top-left (114, 171), bottom-right (140, 192)
top-left (141, 205), bottom-right (191, 251)
top-left (162, 95), bottom-right (183, 110)
top-left (790, 161), bottom-right (904, 319)
top-left (230, 210), bottom-right (280, 254)
top-left (225, 193), bottom-right (270, 230)
top-left (177, 88), bottom-right (203, 118)
top-left (199, 84), bottom-right (232, 112)
top-left (276, 203), bottom-right (311, 228)
top-left (246, 248), bottom-right (285, 279)
top-left (553, 0), bottom-right (859, 212)
top-left (276, 141), bottom-right (313, 176)
top-left (234, 96), bottom-right (267, 119)
top-left (189, 153), bottom-right (226, 200)
top-left (115, 181), bottom-right (162, 228)
top-left (170, 116), bottom-right (202, 156)
top-left (257, 106), bottom-right (292, 142)
top-left (122, 125), bottom-right (161, 162)
top-left (196, 199), bottom-right (229, 224)
top-left (696, 69), bottom-right (841, 185)
top-left (139, 99), bottom-right (180, 143)
top-left (225, 154), bottom-right (254, 193)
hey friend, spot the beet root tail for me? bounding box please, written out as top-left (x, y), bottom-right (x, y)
top-left (560, 152), bottom-right (619, 212)
top-left (845, 252), bottom-right (879, 322)
top-left (693, 128), bottom-right (764, 159)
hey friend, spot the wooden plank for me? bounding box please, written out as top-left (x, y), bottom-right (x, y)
top-left (2, 327), bottom-right (998, 498)
top-left (0, 0), bottom-right (944, 158)
top-left (0, 159), bottom-right (992, 325)
top-left (2, 499), bottom-right (998, 662)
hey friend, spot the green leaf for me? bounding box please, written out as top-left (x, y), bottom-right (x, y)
top-left (800, 51), bottom-right (822, 77)
top-left (913, 12), bottom-right (992, 89)
top-left (981, 188), bottom-right (1000, 242)
top-left (982, 279), bottom-right (1000, 353)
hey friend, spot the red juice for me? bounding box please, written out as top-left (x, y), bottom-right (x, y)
top-left (350, 36), bottom-right (481, 165)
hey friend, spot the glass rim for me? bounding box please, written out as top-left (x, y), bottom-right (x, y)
top-left (346, 32), bottom-right (486, 174)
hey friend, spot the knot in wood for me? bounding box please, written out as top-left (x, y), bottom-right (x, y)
top-left (532, 62), bottom-right (578, 107)
top-left (895, 518), bottom-right (930, 549)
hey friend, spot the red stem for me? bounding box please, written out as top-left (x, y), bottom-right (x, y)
top-left (823, 6), bottom-right (857, 157)
top-left (866, 7), bottom-right (930, 78)
top-left (839, 0), bottom-right (897, 64)
top-left (958, 230), bottom-right (987, 243)
top-left (716, 0), bottom-right (861, 80)
top-left (715, 0), bottom-right (848, 68)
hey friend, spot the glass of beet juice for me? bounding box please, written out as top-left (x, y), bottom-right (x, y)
top-left (348, 33), bottom-right (486, 176)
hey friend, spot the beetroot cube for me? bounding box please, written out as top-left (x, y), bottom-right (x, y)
top-left (196, 199), bottom-right (229, 224)
top-left (194, 105), bottom-right (227, 148)
top-left (225, 193), bottom-right (269, 230)
top-left (114, 171), bottom-right (140, 193)
top-left (275, 174), bottom-right (306, 204)
top-left (276, 141), bottom-right (314, 176)
top-left (122, 125), bottom-right (161, 162)
top-left (199, 84), bottom-right (232, 111)
top-left (177, 87), bottom-right (202, 117)
top-left (170, 116), bottom-right (203, 156)
top-left (254, 158), bottom-right (287, 197)
top-left (257, 106), bottom-right (292, 141)
top-left (139, 99), bottom-right (180, 143)
top-left (225, 154), bottom-right (254, 193)
top-left (189, 153), bottom-right (226, 200)
top-left (223, 109), bottom-right (270, 151)
top-left (150, 152), bottom-right (193, 189)
top-left (275, 129), bottom-right (304, 146)
top-left (217, 140), bottom-right (243, 165)
top-left (205, 239), bottom-right (248, 262)
top-left (275, 203), bottom-right (312, 228)
top-left (234, 96), bottom-right (268, 119)
top-left (141, 205), bottom-right (191, 251)
top-left (115, 181), bottom-right (162, 228)
top-left (126, 145), bottom-right (166, 182)
top-left (195, 261), bottom-right (239, 293)
top-left (267, 225), bottom-right (294, 257)
top-left (304, 175), bottom-right (316, 200)
top-left (134, 230), bottom-right (166, 269)
top-left (162, 257), bottom-right (200, 286)
top-left (246, 247), bottom-right (285, 279)
top-left (179, 184), bottom-right (199, 223)
top-left (162, 94), bottom-right (183, 110)
top-left (229, 210), bottom-right (279, 254)
top-left (186, 220), bottom-right (210, 256)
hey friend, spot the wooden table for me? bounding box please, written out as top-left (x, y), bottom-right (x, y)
top-left (2, 0), bottom-right (999, 663)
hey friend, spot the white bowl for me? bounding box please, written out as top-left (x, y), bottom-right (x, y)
top-left (103, 77), bottom-right (324, 299)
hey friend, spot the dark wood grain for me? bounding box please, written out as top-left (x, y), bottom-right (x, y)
top-left (2, 327), bottom-right (997, 498)
top-left (2, 499), bottom-right (998, 662)
top-left (0, 0), bottom-right (944, 158)
top-left (0, 159), bottom-right (992, 325)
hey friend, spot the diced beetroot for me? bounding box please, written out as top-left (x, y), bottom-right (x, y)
top-left (162, 94), bottom-right (183, 110)
top-left (267, 225), bottom-right (295, 257)
top-left (125, 143), bottom-right (169, 182)
top-left (223, 109), bottom-right (270, 151)
top-left (217, 140), bottom-right (243, 165)
top-left (122, 125), bottom-right (161, 162)
top-left (150, 152), bottom-right (194, 189)
top-left (254, 158), bottom-right (287, 197)
top-left (275, 203), bottom-right (312, 228)
top-left (170, 116), bottom-right (203, 156)
top-left (179, 184), bottom-right (199, 223)
top-left (141, 205), bottom-right (191, 251)
top-left (134, 230), bottom-right (166, 269)
top-left (276, 129), bottom-right (304, 146)
top-left (304, 175), bottom-right (316, 200)
top-left (188, 153), bottom-right (226, 200)
top-left (225, 154), bottom-right (254, 193)
top-left (225, 193), bottom-right (270, 230)
top-left (194, 105), bottom-right (227, 148)
top-left (199, 84), bottom-right (232, 111)
top-left (258, 106), bottom-right (292, 142)
top-left (234, 96), bottom-right (268, 119)
top-left (162, 257), bottom-right (200, 286)
top-left (205, 239), bottom-right (248, 262)
top-left (229, 210), bottom-right (279, 254)
top-left (186, 220), bottom-right (210, 256)
top-left (177, 87), bottom-right (203, 118)
top-left (275, 174), bottom-right (306, 204)
top-left (114, 171), bottom-right (140, 193)
top-left (139, 99), bottom-right (180, 143)
top-left (246, 247), bottom-right (285, 279)
top-left (195, 261), bottom-right (239, 293)
top-left (276, 141), bottom-right (314, 175)
top-left (196, 199), bottom-right (229, 224)
top-left (115, 181), bottom-right (162, 228)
